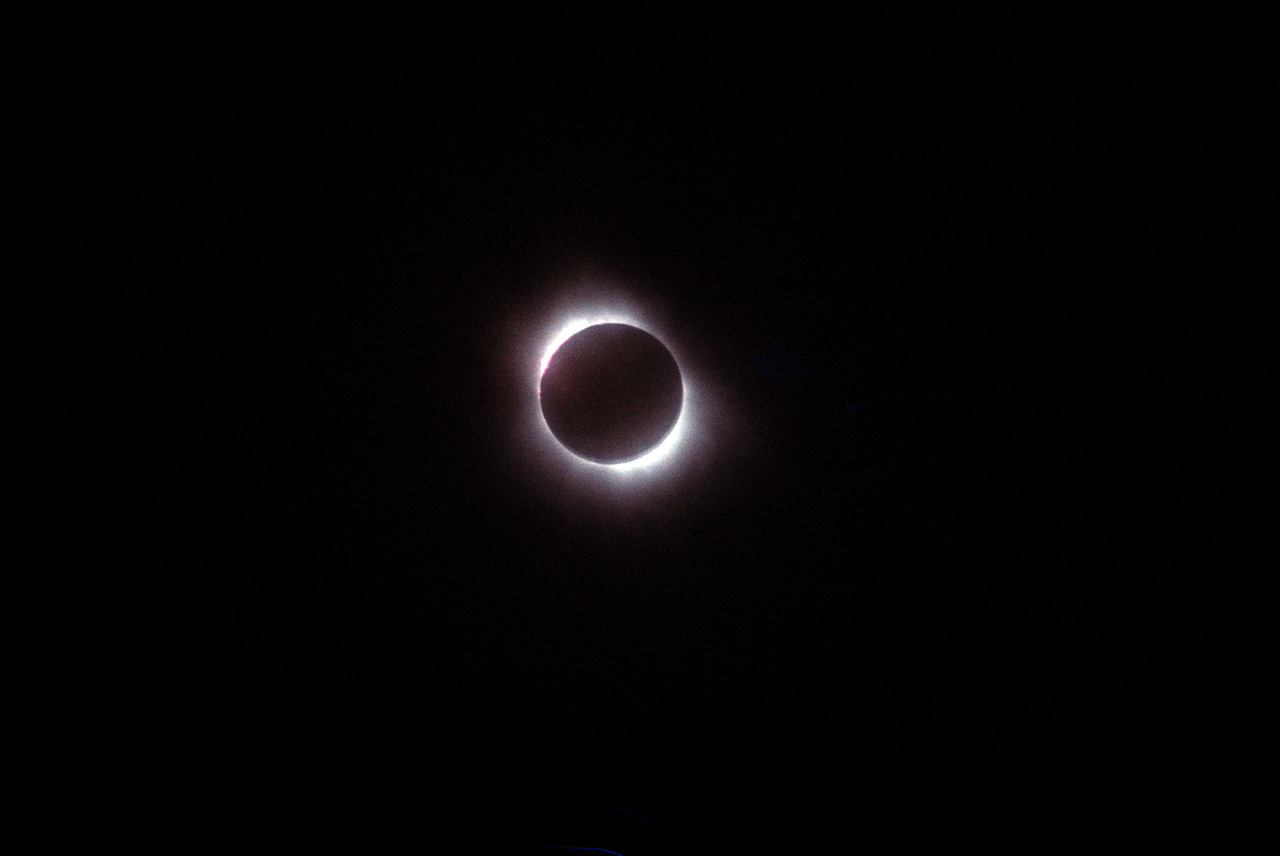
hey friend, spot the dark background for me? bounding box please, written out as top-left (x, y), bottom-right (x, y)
top-left (27, 9), bottom-right (1268, 848)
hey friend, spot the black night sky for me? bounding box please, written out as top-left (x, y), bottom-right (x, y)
top-left (28, 10), bottom-right (1268, 848)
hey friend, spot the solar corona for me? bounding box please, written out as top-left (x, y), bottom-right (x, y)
top-left (532, 301), bottom-right (696, 479)
top-left (540, 322), bottom-right (683, 465)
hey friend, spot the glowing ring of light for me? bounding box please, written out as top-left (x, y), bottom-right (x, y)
top-left (534, 303), bottom-right (696, 479)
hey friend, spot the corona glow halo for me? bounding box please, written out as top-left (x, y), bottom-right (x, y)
top-left (533, 302), bottom-right (696, 478)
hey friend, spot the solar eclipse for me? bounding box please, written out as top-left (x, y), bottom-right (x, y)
top-left (539, 323), bottom-right (683, 465)
top-left (522, 287), bottom-right (709, 485)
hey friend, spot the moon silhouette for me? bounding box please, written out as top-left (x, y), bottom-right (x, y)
top-left (539, 323), bottom-right (683, 465)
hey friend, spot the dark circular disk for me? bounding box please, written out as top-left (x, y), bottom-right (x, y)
top-left (539, 323), bottom-right (683, 465)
